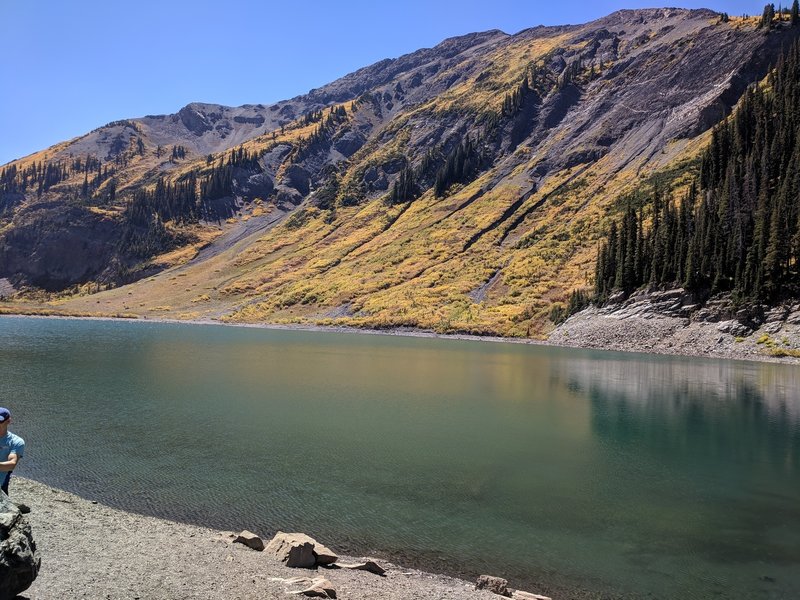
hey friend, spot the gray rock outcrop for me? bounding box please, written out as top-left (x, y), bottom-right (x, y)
top-left (0, 491), bottom-right (40, 599)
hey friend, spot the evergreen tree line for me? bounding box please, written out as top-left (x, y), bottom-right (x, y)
top-left (124, 174), bottom-right (199, 227)
top-left (434, 137), bottom-right (488, 197)
top-left (171, 145), bottom-right (187, 161)
top-left (118, 211), bottom-right (176, 259)
top-left (199, 147), bottom-right (263, 201)
top-left (293, 105), bottom-right (349, 163)
top-left (550, 289), bottom-right (592, 324)
top-left (1, 155), bottom-right (115, 198)
top-left (200, 163), bottom-right (235, 201)
top-left (119, 145), bottom-right (268, 258)
top-left (501, 74), bottom-right (533, 117)
top-left (760, 1), bottom-right (800, 27)
top-left (595, 41), bottom-right (800, 304)
top-left (485, 53), bottom-right (604, 134)
top-left (302, 110), bottom-right (325, 125)
top-left (387, 147), bottom-right (440, 205)
top-left (389, 166), bottom-right (417, 205)
top-left (155, 144), bottom-right (188, 161)
top-left (385, 135), bottom-right (491, 205)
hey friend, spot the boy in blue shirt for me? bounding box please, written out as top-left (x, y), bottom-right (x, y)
top-left (0, 407), bottom-right (25, 496)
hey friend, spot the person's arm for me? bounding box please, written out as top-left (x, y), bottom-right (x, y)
top-left (0, 452), bottom-right (18, 472)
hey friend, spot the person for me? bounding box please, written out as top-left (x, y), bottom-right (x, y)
top-left (0, 407), bottom-right (25, 496)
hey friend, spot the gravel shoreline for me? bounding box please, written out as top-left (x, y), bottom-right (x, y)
top-left (13, 477), bottom-right (505, 600)
top-left (549, 291), bottom-right (800, 365)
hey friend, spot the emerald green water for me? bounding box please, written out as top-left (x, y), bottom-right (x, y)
top-left (1, 316), bottom-right (798, 599)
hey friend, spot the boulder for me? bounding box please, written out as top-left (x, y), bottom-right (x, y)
top-left (265, 532), bottom-right (339, 567)
top-left (765, 306), bottom-right (790, 323)
top-left (730, 323), bottom-right (752, 337)
top-left (241, 173), bottom-right (274, 199)
top-left (265, 532), bottom-right (316, 568)
top-left (0, 491), bottom-right (40, 598)
top-left (296, 576), bottom-right (336, 598)
top-left (476, 575), bottom-right (510, 596)
top-left (337, 560), bottom-right (386, 576)
top-left (233, 530), bottom-right (264, 551)
top-left (292, 533), bottom-right (338, 566)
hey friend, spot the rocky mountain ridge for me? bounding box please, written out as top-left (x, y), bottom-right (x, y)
top-left (2, 8), bottom-right (798, 337)
top-left (18, 29), bottom-right (511, 166)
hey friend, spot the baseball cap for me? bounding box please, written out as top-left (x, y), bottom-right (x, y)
top-left (0, 408), bottom-right (10, 423)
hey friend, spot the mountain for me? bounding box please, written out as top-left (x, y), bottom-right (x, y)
top-left (1, 8), bottom-right (798, 337)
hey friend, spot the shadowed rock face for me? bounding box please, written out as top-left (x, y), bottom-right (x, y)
top-left (0, 492), bottom-right (40, 598)
top-left (0, 203), bottom-right (119, 290)
top-left (1, 9), bottom-right (798, 295)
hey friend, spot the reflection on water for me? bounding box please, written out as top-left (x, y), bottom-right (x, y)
top-left (558, 355), bottom-right (800, 596)
top-left (1, 317), bottom-right (798, 599)
top-left (569, 356), bottom-right (799, 472)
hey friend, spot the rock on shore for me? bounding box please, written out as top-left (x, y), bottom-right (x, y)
top-left (0, 491), bottom-right (40, 599)
top-left (550, 289), bottom-right (800, 363)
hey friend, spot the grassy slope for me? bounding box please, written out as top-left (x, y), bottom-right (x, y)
top-left (49, 139), bottom-right (708, 339)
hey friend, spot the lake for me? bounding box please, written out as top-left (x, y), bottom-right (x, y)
top-left (1, 316), bottom-right (798, 599)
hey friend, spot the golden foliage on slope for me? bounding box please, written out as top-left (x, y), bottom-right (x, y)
top-left (8, 11), bottom-right (758, 337)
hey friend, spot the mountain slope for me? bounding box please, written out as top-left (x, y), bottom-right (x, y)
top-left (3, 9), bottom-right (798, 336)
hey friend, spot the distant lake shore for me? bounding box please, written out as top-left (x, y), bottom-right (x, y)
top-left (0, 309), bottom-right (795, 365)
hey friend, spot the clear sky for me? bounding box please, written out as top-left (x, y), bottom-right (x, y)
top-left (0, 0), bottom-right (767, 165)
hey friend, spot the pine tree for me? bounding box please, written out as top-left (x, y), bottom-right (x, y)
top-left (434, 138), bottom-right (486, 197)
top-left (792, 0), bottom-right (799, 25)
top-left (761, 3), bottom-right (776, 28)
top-left (390, 167), bottom-right (417, 204)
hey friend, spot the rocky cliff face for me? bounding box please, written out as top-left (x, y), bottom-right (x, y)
top-left (2, 9), bottom-right (798, 335)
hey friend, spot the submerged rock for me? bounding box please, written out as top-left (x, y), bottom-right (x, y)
top-left (0, 491), bottom-right (40, 599)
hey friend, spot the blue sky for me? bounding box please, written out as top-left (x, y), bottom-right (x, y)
top-left (0, 1), bottom-right (766, 165)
